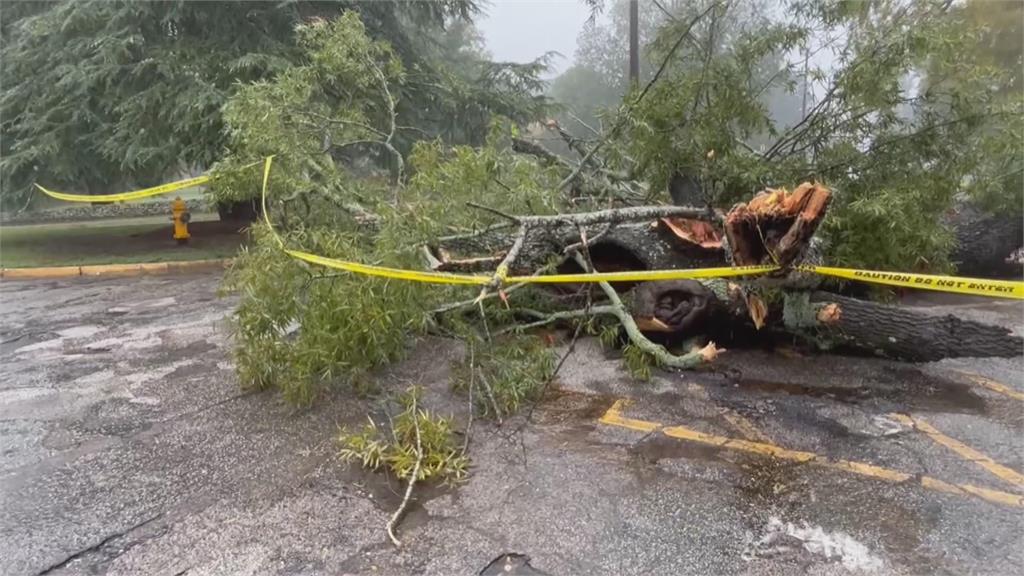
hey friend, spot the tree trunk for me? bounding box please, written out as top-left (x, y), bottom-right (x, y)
top-left (429, 185), bottom-right (1021, 363)
top-left (217, 199), bottom-right (260, 222)
top-left (948, 199), bottom-right (1023, 278)
top-left (805, 291), bottom-right (1022, 361)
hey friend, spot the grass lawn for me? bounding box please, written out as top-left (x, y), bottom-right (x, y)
top-left (0, 214), bottom-right (247, 268)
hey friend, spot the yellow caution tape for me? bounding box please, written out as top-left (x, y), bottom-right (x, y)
top-left (258, 157), bottom-right (777, 285)
top-left (284, 248), bottom-right (778, 285)
top-left (34, 160), bottom-right (263, 203)
top-left (35, 174), bottom-right (211, 203)
top-left (505, 265), bottom-right (779, 284)
top-left (258, 156), bottom-right (1024, 298)
top-left (803, 265), bottom-right (1024, 300)
top-left (285, 249), bottom-right (491, 285)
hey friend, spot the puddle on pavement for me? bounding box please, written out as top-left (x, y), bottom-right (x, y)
top-left (631, 432), bottom-right (722, 465)
top-left (735, 455), bottom-right (805, 505)
top-left (529, 387), bottom-right (617, 427)
top-left (479, 553), bottom-right (551, 576)
top-left (729, 366), bottom-right (988, 415)
top-left (337, 461), bottom-right (454, 532)
top-left (633, 437), bottom-right (806, 507)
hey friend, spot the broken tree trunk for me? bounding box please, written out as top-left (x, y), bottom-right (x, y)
top-left (428, 206), bottom-right (726, 275)
top-left (430, 184), bottom-right (1021, 363)
top-left (724, 182), bottom-right (832, 268)
top-left (805, 291), bottom-right (1022, 361)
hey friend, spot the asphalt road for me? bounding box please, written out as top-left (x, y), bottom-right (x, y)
top-left (0, 274), bottom-right (1021, 575)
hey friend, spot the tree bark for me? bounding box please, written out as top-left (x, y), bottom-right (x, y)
top-left (806, 291), bottom-right (1022, 361)
top-left (429, 186), bottom-right (1021, 363)
top-left (948, 199), bottom-right (1023, 278)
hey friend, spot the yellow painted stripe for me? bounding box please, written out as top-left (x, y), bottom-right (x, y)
top-left (663, 424), bottom-right (817, 462)
top-left (80, 264), bottom-right (144, 276)
top-left (599, 400), bottom-right (1024, 508)
top-left (682, 382), bottom-right (773, 443)
top-left (1, 259), bottom-right (231, 281)
top-left (718, 407), bottom-right (772, 443)
top-left (890, 413), bottom-right (1024, 489)
top-left (598, 399), bottom-right (662, 433)
top-left (802, 265), bottom-right (1024, 300)
top-left (957, 484), bottom-right (1024, 507)
top-left (1, 266), bottom-right (81, 279)
top-left (957, 372), bottom-right (1024, 402)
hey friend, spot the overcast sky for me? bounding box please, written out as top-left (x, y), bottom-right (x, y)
top-left (476, 0), bottom-right (593, 77)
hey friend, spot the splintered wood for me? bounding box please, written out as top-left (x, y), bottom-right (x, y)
top-left (658, 217), bottom-right (722, 250)
top-left (724, 182), bottom-right (831, 267)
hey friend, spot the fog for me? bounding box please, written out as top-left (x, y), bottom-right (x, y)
top-left (477, 0), bottom-right (593, 76)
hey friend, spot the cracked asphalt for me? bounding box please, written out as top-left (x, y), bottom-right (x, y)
top-left (1, 273), bottom-right (1022, 575)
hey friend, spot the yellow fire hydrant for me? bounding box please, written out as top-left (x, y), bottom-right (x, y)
top-left (171, 196), bottom-right (191, 244)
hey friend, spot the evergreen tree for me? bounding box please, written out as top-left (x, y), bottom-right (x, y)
top-left (0, 0), bottom-right (547, 211)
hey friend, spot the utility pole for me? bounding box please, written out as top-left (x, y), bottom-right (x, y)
top-left (629, 0), bottom-right (639, 86)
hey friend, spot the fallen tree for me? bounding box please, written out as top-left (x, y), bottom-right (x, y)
top-left (428, 182), bottom-right (1022, 365)
top-left (192, 4), bottom-right (1024, 549)
top-left (214, 4), bottom-right (1023, 408)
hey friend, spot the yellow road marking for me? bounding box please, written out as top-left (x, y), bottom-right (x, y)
top-left (683, 382), bottom-right (774, 443)
top-left (956, 371), bottom-right (1024, 402)
top-left (599, 400), bottom-right (1024, 508)
top-left (717, 410), bottom-right (773, 444)
top-left (599, 399), bottom-right (660, 433)
top-left (890, 413), bottom-right (1024, 490)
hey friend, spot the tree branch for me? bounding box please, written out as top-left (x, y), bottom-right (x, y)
top-left (465, 202), bottom-right (521, 224)
top-left (387, 394), bottom-right (423, 547)
top-left (557, 1), bottom-right (721, 192)
top-left (570, 252), bottom-right (713, 369)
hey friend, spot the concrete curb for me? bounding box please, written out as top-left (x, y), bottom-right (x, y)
top-left (1, 258), bottom-right (232, 280)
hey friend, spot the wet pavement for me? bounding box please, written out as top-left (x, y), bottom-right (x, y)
top-left (0, 274), bottom-right (1021, 575)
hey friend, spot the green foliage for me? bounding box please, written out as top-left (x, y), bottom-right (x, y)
top-left (1, 0), bottom-right (546, 212)
top-left (622, 344), bottom-right (658, 381)
top-left (222, 125), bottom-right (565, 406)
top-left (823, 186), bottom-right (955, 271)
top-left (624, 4), bottom-right (805, 200)
top-left (593, 322), bottom-right (658, 381)
top-left (224, 224), bottom-right (436, 406)
top-left (338, 386), bottom-right (469, 484)
top-left (617, 0), bottom-right (1021, 273)
top-left (402, 122), bottom-right (564, 231)
top-left (452, 335), bottom-right (556, 416)
top-left (212, 11), bottom-right (402, 203)
top-left (597, 323), bottom-right (622, 350)
top-left (217, 14), bottom-right (561, 406)
top-left (2, 0), bottom-right (310, 210)
top-left (965, 113), bottom-right (1024, 215)
top-left (959, 0), bottom-right (1022, 99)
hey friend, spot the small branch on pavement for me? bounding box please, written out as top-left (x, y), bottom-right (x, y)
top-left (478, 369), bottom-right (503, 425)
top-left (387, 394), bottom-right (423, 548)
top-left (462, 343), bottom-right (475, 455)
